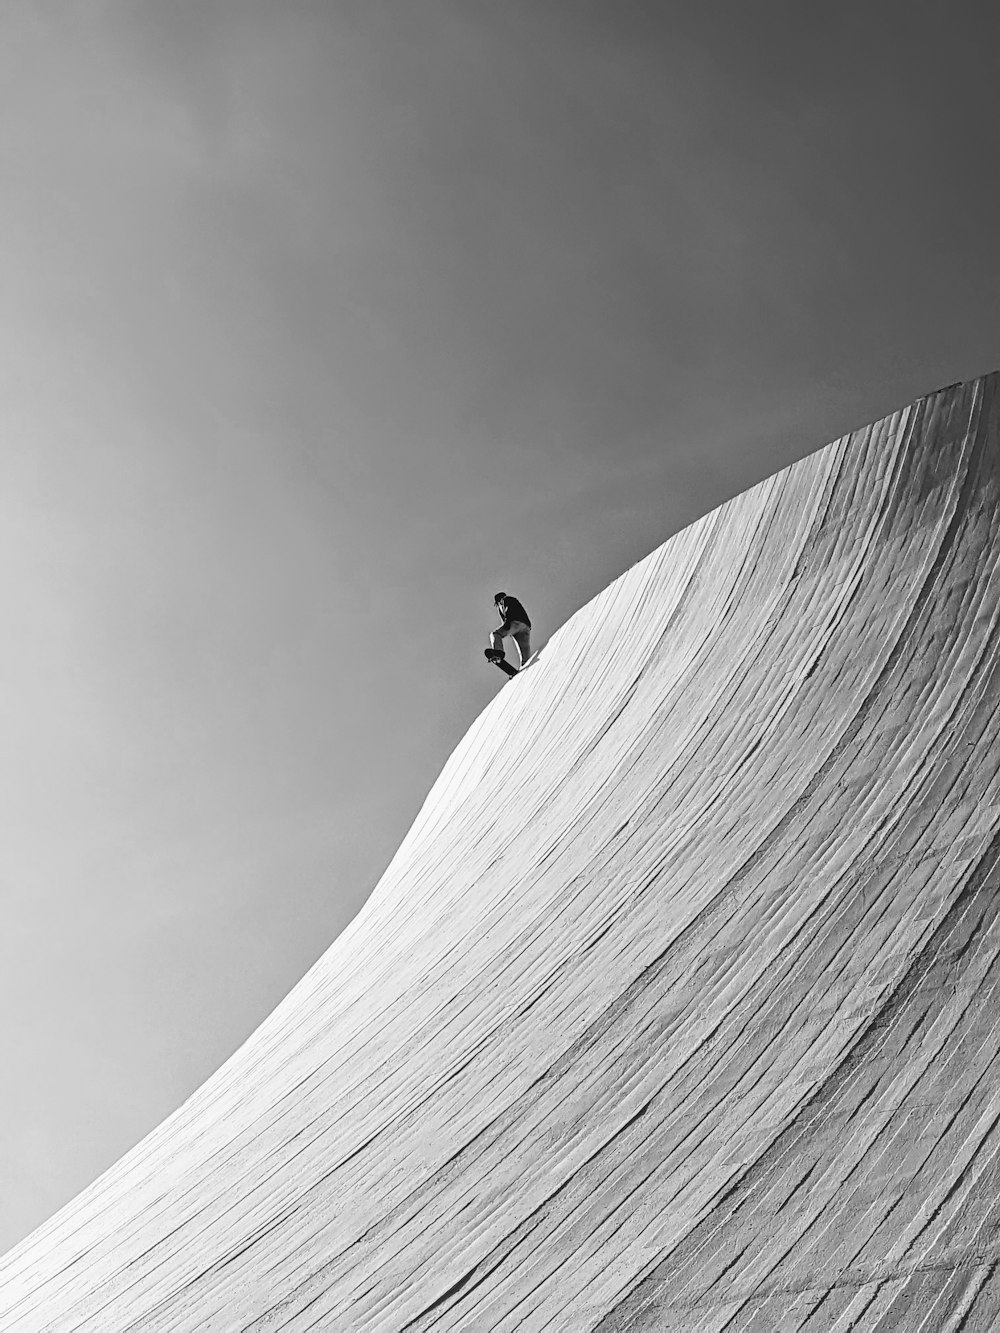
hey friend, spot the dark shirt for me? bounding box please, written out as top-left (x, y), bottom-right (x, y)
top-left (498, 595), bottom-right (530, 627)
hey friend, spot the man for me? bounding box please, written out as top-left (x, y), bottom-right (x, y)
top-left (486, 591), bottom-right (532, 670)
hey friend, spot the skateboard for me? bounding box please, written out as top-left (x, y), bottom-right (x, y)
top-left (485, 649), bottom-right (518, 678)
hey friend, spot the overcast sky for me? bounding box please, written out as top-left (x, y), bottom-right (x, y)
top-left (2, 0), bottom-right (998, 1254)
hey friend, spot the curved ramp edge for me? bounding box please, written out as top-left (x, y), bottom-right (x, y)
top-left (2, 375), bottom-right (1000, 1330)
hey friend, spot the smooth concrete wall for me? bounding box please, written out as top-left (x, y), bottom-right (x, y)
top-left (3, 374), bottom-right (1000, 1330)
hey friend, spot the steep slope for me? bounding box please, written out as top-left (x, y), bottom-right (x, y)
top-left (3, 374), bottom-right (1000, 1331)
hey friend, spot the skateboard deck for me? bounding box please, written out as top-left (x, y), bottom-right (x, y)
top-left (485, 651), bottom-right (518, 678)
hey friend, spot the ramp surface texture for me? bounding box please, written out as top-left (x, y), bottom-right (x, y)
top-left (4, 375), bottom-right (1000, 1331)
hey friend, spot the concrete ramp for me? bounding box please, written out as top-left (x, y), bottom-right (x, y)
top-left (4, 374), bottom-right (1000, 1330)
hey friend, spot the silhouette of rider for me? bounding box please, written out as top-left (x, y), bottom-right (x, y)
top-left (486, 592), bottom-right (532, 669)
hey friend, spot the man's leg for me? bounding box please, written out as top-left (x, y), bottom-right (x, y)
top-left (510, 624), bottom-right (531, 668)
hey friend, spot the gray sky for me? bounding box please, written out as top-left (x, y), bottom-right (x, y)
top-left (1, 0), bottom-right (998, 1253)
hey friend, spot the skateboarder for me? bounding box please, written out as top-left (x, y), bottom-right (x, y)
top-left (486, 592), bottom-right (532, 671)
